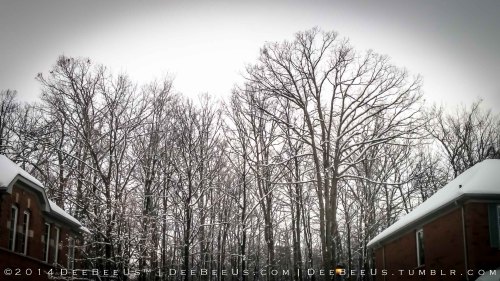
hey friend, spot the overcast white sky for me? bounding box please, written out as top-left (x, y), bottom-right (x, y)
top-left (1, 0), bottom-right (499, 112)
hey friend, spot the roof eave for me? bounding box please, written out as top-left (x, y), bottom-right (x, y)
top-left (367, 193), bottom-right (500, 249)
top-left (43, 210), bottom-right (83, 230)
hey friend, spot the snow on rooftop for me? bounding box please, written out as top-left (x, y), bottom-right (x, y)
top-left (0, 154), bottom-right (86, 230)
top-left (368, 159), bottom-right (500, 248)
top-left (79, 226), bottom-right (91, 234)
top-left (0, 155), bottom-right (44, 188)
top-left (49, 199), bottom-right (83, 227)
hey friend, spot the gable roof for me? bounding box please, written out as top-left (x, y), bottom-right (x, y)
top-left (0, 155), bottom-right (89, 234)
top-left (367, 159), bottom-right (500, 248)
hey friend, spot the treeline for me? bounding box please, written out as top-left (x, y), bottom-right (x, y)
top-left (1, 28), bottom-right (499, 281)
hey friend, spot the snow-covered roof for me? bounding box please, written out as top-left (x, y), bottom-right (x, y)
top-left (48, 199), bottom-right (83, 227)
top-left (0, 155), bottom-right (44, 188)
top-left (0, 154), bottom-right (88, 232)
top-left (368, 159), bottom-right (500, 248)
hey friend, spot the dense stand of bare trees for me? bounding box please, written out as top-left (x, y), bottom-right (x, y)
top-left (1, 29), bottom-right (499, 281)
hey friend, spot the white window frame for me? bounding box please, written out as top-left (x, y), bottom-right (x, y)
top-left (9, 205), bottom-right (18, 251)
top-left (416, 228), bottom-right (425, 267)
top-left (21, 211), bottom-right (30, 255)
top-left (43, 223), bottom-right (51, 262)
top-left (53, 227), bottom-right (60, 265)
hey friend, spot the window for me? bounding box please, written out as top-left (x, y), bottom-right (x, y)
top-left (8, 205), bottom-right (18, 251)
top-left (18, 211), bottom-right (30, 254)
top-left (489, 204), bottom-right (500, 248)
top-left (43, 223), bottom-right (51, 262)
top-left (68, 237), bottom-right (75, 269)
top-left (416, 228), bottom-right (425, 266)
top-left (53, 227), bottom-right (60, 264)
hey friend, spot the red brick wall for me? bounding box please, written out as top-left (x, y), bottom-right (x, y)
top-left (384, 230), bottom-right (418, 271)
top-left (373, 208), bottom-right (467, 281)
top-left (374, 247), bottom-right (384, 277)
top-left (0, 184), bottom-right (45, 258)
top-left (0, 183), bottom-right (83, 274)
top-left (423, 208), bottom-right (466, 281)
top-left (382, 229), bottom-right (422, 281)
top-left (465, 202), bottom-right (500, 273)
top-left (373, 202), bottom-right (500, 281)
top-left (0, 247), bottom-right (53, 281)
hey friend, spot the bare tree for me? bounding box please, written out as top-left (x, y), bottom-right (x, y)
top-left (130, 78), bottom-right (176, 280)
top-left (427, 100), bottom-right (500, 177)
top-left (0, 89), bottom-right (18, 155)
top-left (244, 28), bottom-right (424, 271)
top-left (37, 56), bottom-right (150, 275)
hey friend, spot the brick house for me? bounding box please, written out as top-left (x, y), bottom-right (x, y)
top-left (0, 155), bottom-right (89, 281)
top-left (367, 159), bottom-right (500, 281)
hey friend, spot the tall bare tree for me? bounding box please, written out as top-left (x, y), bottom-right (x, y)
top-left (244, 28), bottom-right (424, 270)
top-left (38, 56), bottom-right (150, 274)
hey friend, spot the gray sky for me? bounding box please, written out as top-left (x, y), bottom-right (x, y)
top-left (1, 0), bottom-right (499, 112)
